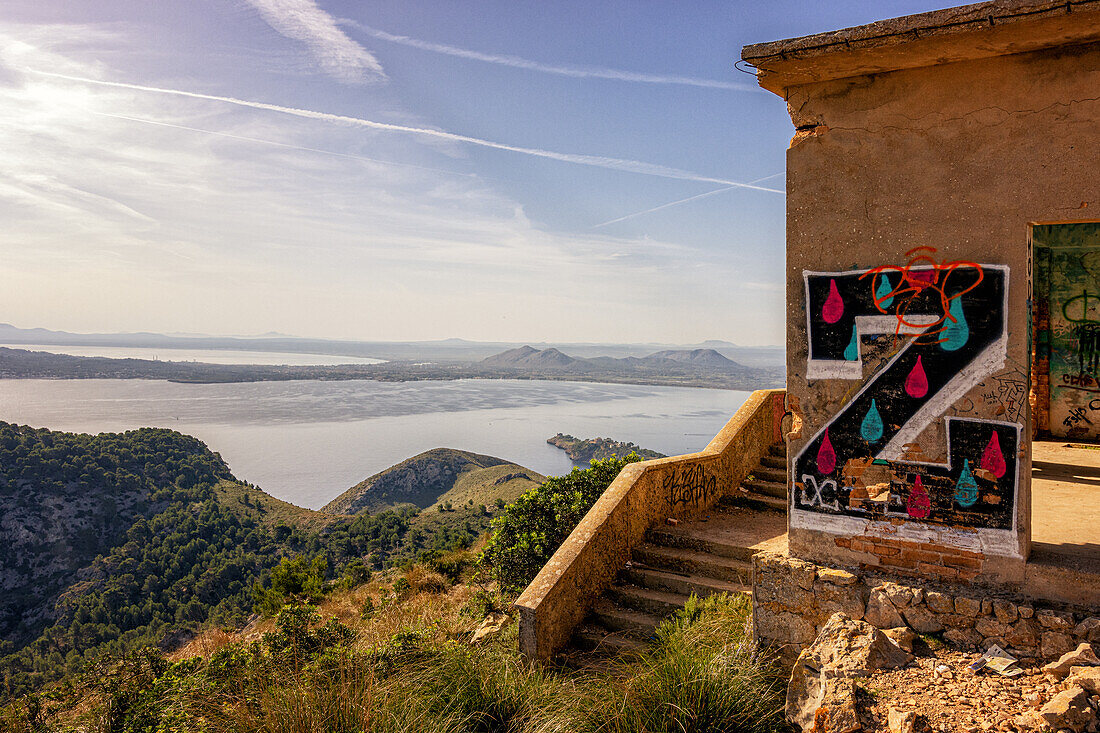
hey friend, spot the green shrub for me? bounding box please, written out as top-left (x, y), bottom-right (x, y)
top-left (253, 556), bottom-right (327, 616)
top-left (481, 454), bottom-right (640, 594)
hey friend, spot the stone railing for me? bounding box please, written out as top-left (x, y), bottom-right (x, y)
top-left (514, 388), bottom-right (787, 660)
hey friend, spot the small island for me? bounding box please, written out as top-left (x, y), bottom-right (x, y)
top-left (547, 433), bottom-right (666, 462)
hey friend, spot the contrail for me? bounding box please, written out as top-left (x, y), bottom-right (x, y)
top-left (26, 69), bottom-right (782, 192)
top-left (593, 173), bottom-right (785, 228)
top-left (246, 0), bottom-right (386, 83)
top-left (87, 111), bottom-right (478, 179)
top-left (343, 20), bottom-right (756, 92)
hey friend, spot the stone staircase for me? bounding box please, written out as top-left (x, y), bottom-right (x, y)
top-left (571, 443), bottom-right (789, 655)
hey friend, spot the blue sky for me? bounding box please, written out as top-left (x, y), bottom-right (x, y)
top-left (0, 1), bottom-right (952, 345)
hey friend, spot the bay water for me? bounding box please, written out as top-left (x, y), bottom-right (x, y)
top-left (0, 378), bottom-right (749, 509)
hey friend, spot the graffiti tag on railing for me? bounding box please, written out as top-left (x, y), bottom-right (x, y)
top-left (664, 464), bottom-right (717, 506)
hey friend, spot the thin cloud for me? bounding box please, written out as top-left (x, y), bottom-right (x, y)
top-left (593, 172), bottom-right (784, 228)
top-left (26, 69), bottom-right (783, 193)
top-left (245, 0), bottom-right (385, 83)
top-left (344, 20), bottom-right (756, 92)
top-left (87, 111), bottom-right (479, 179)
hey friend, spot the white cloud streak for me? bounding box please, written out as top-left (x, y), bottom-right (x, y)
top-left (245, 0), bottom-right (385, 83)
top-left (344, 20), bottom-right (756, 92)
top-left (593, 173), bottom-right (785, 228)
top-left (25, 69), bottom-right (783, 193)
top-left (87, 111), bottom-right (478, 179)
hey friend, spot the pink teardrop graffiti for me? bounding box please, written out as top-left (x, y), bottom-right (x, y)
top-left (904, 355), bottom-right (929, 398)
top-left (980, 431), bottom-right (1007, 478)
top-left (907, 475), bottom-right (931, 519)
top-left (816, 430), bottom-right (836, 474)
top-left (822, 279), bottom-right (844, 324)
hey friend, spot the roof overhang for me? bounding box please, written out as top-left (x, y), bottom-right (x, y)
top-left (742, 0), bottom-right (1100, 97)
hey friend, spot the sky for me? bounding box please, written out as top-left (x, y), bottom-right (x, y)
top-left (0, 1), bottom-right (955, 345)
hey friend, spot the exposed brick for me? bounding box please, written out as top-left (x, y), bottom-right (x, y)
top-left (850, 538), bottom-right (874, 553)
top-left (834, 537), bottom-right (852, 549)
top-left (902, 549), bottom-right (943, 565)
top-left (942, 555), bottom-right (983, 570)
top-left (879, 555), bottom-right (919, 570)
top-left (918, 562), bottom-right (959, 579)
top-left (871, 544), bottom-right (901, 557)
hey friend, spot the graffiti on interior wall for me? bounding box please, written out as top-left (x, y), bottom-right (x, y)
top-left (1036, 224), bottom-right (1100, 441)
top-left (795, 247), bottom-right (1018, 530)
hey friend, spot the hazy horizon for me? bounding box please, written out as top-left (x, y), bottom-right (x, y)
top-left (1, 1), bottom-right (950, 345)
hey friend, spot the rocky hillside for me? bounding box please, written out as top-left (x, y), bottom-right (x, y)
top-left (0, 421), bottom-right (336, 698)
top-left (322, 448), bottom-right (543, 515)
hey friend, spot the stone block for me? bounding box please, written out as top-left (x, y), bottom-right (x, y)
top-left (925, 591), bottom-right (953, 614)
top-left (1068, 666), bottom-right (1100, 694)
top-left (881, 582), bottom-right (920, 609)
top-left (954, 596), bottom-right (982, 617)
top-left (944, 627), bottom-right (982, 649)
top-left (981, 599), bottom-right (993, 615)
top-left (937, 613), bottom-right (974, 630)
top-left (1074, 617), bottom-right (1100, 642)
top-left (883, 627), bottom-right (917, 654)
top-left (817, 567), bottom-right (858, 586)
top-left (1019, 605), bottom-right (1034, 619)
top-left (993, 599), bottom-right (1019, 624)
top-left (975, 616), bottom-right (1009, 638)
top-left (1038, 609), bottom-right (1075, 631)
top-left (1005, 619), bottom-right (1041, 649)
top-left (1043, 643), bottom-right (1100, 679)
top-left (756, 608), bottom-right (817, 646)
top-left (776, 582), bottom-right (816, 610)
top-left (902, 604), bottom-right (943, 634)
top-left (1041, 631), bottom-right (1076, 659)
top-left (1035, 686), bottom-right (1092, 732)
top-left (865, 587), bottom-right (905, 629)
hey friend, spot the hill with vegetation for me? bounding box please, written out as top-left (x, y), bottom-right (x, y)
top-left (1, 557), bottom-right (785, 732)
top-left (321, 448), bottom-right (543, 515)
top-left (547, 433), bottom-right (666, 462)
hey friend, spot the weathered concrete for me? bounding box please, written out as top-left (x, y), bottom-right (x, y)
top-left (514, 388), bottom-right (785, 660)
top-left (744, 1), bottom-right (1100, 587)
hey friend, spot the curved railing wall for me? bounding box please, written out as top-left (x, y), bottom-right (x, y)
top-left (514, 388), bottom-right (787, 660)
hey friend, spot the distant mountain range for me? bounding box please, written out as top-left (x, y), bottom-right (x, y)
top-left (0, 323), bottom-right (783, 368)
top-left (480, 345), bottom-right (770, 379)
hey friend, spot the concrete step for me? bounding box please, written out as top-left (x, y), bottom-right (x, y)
top-left (768, 443), bottom-right (787, 458)
top-left (572, 624), bottom-right (649, 654)
top-left (753, 466), bottom-right (788, 484)
top-left (631, 543), bottom-right (754, 583)
top-left (609, 583), bottom-right (691, 616)
top-left (590, 599), bottom-right (663, 637)
top-left (721, 490), bottom-right (788, 513)
top-left (645, 522), bottom-right (759, 561)
top-left (760, 454), bottom-right (787, 470)
top-left (621, 565), bottom-right (752, 599)
top-left (743, 478), bottom-right (787, 498)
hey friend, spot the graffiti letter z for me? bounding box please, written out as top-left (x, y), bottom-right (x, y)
top-left (794, 260), bottom-right (1019, 530)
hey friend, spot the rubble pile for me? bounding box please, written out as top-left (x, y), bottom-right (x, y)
top-left (787, 613), bottom-right (1100, 733)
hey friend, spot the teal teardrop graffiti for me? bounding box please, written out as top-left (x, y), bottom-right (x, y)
top-left (941, 297), bottom-right (969, 352)
top-left (955, 459), bottom-right (978, 507)
top-left (874, 274), bottom-right (895, 309)
top-left (843, 324), bottom-right (859, 361)
top-left (860, 399), bottom-right (884, 443)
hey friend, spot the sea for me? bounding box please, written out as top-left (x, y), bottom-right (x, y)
top-left (0, 351), bottom-right (750, 509)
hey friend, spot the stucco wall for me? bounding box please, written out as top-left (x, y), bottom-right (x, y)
top-left (782, 40), bottom-right (1100, 583)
